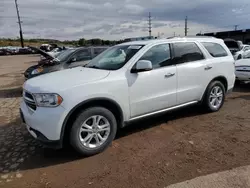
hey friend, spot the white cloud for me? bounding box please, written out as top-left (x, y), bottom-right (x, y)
top-left (0, 0), bottom-right (250, 40)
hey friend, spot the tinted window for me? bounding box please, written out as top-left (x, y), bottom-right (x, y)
top-left (139, 44), bottom-right (171, 69)
top-left (93, 48), bottom-right (107, 57)
top-left (202, 42), bottom-right (228, 57)
top-left (72, 49), bottom-right (92, 62)
top-left (56, 49), bottom-right (75, 62)
top-left (173, 42), bottom-right (204, 64)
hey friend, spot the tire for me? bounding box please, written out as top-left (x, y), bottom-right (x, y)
top-left (203, 81), bottom-right (226, 112)
top-left (70, 107), bottom-right (117, 156)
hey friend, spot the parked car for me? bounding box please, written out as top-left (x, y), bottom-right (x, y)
top-left (0, 46), bottom-right (36, 55)
top-left (238, 45), bottom-right (250, 59)
top-left (0, 49), bottom-right (6, 56)
top-left (20, 37), bottom-right (235, 156)
top-left (24, 46), bottom-right (107, 79)
top-left (39, 44), bottom-right (58, 52)
top-left (19, 47), bottom-right (32, 54)
top-left (223, 38), bottom-right (249, 60)
top-left (47, 47), bottom-right (66, 57)
top-left (0, 48), bottom-right (14, 55)
top-left (235, 57), bottom-right (250, 82)
top-left (40, 47), bottom-right (67, 61)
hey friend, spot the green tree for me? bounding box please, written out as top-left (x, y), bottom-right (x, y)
top-left (78, 38), bottom-right (86, 46)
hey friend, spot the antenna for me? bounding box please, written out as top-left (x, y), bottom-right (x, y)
top-left (148, 12), bottom-right (152, 37)
top-left (14, 0), bottom-right (24, 47)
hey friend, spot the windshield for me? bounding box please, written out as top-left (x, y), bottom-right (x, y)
top-left (55, 49), bottom-right (75, 62)
top-left (224, 41), bottom-right (240, 49)
top-left (85, 45), bottom-right (144, 70)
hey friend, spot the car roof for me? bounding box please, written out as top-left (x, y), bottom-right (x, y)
top-left (118, 37), bottom-right (223, 46)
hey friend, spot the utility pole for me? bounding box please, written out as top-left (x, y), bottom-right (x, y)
top-left (148, 12), bottom-right (152, 38)
top-left (234, 25), bottom-right (238, 31)
top-left (14, 0), bottom-right (24, 47)
top-left (185, 16), bottom-right (188, 36)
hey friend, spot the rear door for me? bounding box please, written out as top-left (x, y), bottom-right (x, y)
top-left (173, 42), bottom-right (208, 104)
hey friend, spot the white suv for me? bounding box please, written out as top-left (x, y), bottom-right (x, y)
top-left (20, 37), bottom-right (235, 156)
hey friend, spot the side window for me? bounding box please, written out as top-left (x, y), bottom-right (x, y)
top-left (139, 44), bottom-right (172, 69)
top-left (202, 42), bottom-right (228, 57)
top-left (93, 48), bottom-right (107, 57)
top-left (72, 49), bottom-right (91, 62)
top-left (173, 42), bottom-right (204, 64)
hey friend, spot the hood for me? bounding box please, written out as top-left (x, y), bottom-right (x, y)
top-left (23, 67), bottom-right (110, 93)
top-left (224, 39), bottom-right (242, 50)
top-left (28, 46), bottom-right (55, 60)
top-left (235, 59), bottom-right (250, 67)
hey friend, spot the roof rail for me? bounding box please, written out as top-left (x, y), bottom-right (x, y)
top-left (167, 36), bottom-right (216, 39)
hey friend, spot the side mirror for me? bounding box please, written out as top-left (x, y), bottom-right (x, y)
top-left (131, 60), bottom-right (153, 73)
top-left (71, 57), bottom-right (77, 62)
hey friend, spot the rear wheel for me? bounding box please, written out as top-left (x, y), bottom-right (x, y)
top-left (70, 107), bottom-right (117, 156)
top-left (203, 81), bottom-right (225, 112)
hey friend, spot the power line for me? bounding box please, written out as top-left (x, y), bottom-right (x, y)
top-left (14, 0), bottom-right (24, 47)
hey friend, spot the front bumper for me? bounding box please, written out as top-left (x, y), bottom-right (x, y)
top-left (20, 100), bottom-right (67, 148)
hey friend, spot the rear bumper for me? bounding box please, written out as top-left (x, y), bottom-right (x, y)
top-left (235, 71), bottom-right (250, 81)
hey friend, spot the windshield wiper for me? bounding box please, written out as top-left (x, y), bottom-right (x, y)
top-left (86, 65), bottom-right (100, 69)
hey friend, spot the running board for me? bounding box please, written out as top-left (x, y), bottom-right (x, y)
top-left (128, 101), bottom-right (198, 122)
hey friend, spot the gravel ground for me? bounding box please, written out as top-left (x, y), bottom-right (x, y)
top-left (1, 55), bottom-right (250, 188)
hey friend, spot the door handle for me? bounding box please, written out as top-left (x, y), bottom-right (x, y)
top-left (204, 66), bottom-right (212, 70)
top-left (165, 73), bottom-right (175, 78)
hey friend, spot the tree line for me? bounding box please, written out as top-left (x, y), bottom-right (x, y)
top-left (0, 38), bottom-right (126, 47)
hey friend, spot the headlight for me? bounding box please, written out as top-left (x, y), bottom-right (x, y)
top-left (33, 93), bottom-right (63, 107)
top-left (31, 67), bottom-right (43, 75)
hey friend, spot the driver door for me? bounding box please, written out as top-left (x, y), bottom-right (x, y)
top-left (128, 43), bottom-right (177, 118)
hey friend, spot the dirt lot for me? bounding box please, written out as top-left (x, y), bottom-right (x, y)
top-left (1, 55), bottom-right (250, 188)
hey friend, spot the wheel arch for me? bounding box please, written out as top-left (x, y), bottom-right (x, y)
top-left (60, 97), bottom-right (124, 145)
top-left (201, 76), bottom-right (228, 102)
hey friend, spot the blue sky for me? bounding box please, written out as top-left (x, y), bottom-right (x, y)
top-left (1, 0), bottom-right (250, 40)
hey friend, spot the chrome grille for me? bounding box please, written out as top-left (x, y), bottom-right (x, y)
top-left (23, 91), bottom-right (37, 111)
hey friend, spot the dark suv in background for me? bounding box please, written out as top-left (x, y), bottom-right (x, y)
top-left (24, 46), bottom-right (108, 79)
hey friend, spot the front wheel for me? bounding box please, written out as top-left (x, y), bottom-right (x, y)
top-left (203, 81), bottom-right (225, 112)
top-left (70, 107), bottom-right (117, 156)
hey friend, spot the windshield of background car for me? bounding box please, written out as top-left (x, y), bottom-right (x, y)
top-left (55, 49), bottom-right (75, 62)
top-left (85, 45), bottom-right (144, 70)
top-left (224, 41), bottom-right (240, 49)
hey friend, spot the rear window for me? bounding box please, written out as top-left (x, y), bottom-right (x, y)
top-left (202, 42), bottom-right (228, 57)
top-left (172, 42), bottom-right (204, 64)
